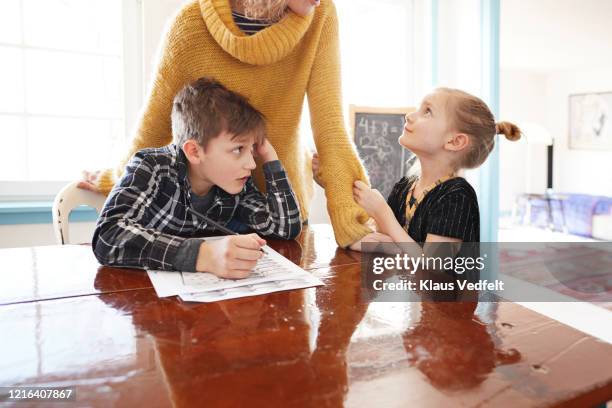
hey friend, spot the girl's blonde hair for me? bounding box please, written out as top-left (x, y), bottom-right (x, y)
top-left (436, 87), bottom-right (521, 170)
top-left (241, 0), bottom-right (288, 22)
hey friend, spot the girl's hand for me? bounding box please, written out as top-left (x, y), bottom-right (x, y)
top-left (255, 139), bottom-right (278, 163)
top-left (348, 232), bottom-right (394, 252)
top-left (353, 180), bottom-right (388, 220)
top-left (312, 151), bottom-right (324, 187)
top-left (77, 170), bottom-right (102, 193)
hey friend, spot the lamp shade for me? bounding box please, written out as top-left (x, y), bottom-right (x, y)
top-left (518, 122), bottom-right (553, 145)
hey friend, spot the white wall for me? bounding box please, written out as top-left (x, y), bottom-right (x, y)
top-left (499, 69), bottom-right (548, 213)
top-left (499, 0), bottom-right (612, 215)
top-left (546, 70), bottom-right (612, 196)
top-left (501, 0), bottom-right (612, 73)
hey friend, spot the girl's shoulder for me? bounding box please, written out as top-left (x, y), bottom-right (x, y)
top-left (430, 177), bottom-right (479, 208)
top-left (388, 175), bottom-right (417, 198)
top-left (438, 177), bottom-right (477, 196)
top-left (395, 175), bottom-right (418, 189)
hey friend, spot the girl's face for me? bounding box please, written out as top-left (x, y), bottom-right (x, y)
top-left (286, 0), bottom-right (320, 16)
top-left (399, 92), bottom-right (453, 157)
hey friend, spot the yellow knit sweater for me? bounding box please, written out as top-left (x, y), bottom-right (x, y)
top-left (96, 0), bottom-right (371, 247)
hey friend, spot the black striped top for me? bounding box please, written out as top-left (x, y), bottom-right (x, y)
top-left (386, 176), bottom-right (480, 242)
top-left (231, 11), bottom-right (272, 35)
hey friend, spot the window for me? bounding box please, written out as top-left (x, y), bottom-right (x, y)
top-left (0, 0), bottom-right (141, 198)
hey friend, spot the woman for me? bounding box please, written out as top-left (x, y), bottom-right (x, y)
top-left (80, 0), bottom-right (374, 248)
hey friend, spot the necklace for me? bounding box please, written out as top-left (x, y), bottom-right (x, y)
top-left (405, 174), bottom-right (456, 225)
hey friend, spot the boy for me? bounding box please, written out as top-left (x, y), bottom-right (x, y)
top-left (93, 77), bottom-right (302, 279)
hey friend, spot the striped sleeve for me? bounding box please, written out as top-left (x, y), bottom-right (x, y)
top-left (426, 189), bottom-right (479, 242)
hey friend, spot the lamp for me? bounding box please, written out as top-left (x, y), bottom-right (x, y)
top-left (518, 122), bottom-right (554, 192)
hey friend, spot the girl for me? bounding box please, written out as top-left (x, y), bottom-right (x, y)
top-left (349, 88), bottom-right (521, 250)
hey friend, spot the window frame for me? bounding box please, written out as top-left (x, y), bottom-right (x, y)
top-left (0, 0), bottom-right (143, 201)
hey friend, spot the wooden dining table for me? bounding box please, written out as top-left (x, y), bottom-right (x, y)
top-left (1, 224), bottom-right (611, 407)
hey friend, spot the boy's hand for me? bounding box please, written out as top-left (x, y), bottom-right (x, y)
top-left (353, 180), bottom-right (389, 221)
top-left (196, 233), bottom-right (266, 279)
top-left (255, 139), bottom-right (278, 163)
top-left (348, 232), bottom-right (394, 252)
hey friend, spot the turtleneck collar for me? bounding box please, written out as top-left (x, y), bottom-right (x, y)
top-left (199, 0), bottom-right (315, 65)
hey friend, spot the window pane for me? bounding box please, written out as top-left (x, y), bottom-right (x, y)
top-left (23, 0), bottom-right (122, 55)
top-left (0, 116), bottom-right (27, 180)
top-left (27, 117), bottom-right (123, 180)
top-left (337, 0), bottom-right (410, 107)
top-left (0, 0), bottom-right (22, 45)
top-left (0, 47), bottom-right (25, 113)
top-left (25, 50), bottom-right (123, 118)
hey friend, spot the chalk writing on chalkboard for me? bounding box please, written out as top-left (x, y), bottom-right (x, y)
top-left (350, 106), bottom-right (417, 199)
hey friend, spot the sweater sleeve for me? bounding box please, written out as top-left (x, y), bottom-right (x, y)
top-left (95, 13), bottom-right (188, 195)
top-left (306, 1), bottom-right (372, 248)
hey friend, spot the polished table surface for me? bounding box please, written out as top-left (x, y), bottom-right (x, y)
top-left (1, 225), bottom-right (611, 407)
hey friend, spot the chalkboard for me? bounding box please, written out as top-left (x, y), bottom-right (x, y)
top-left (350, 105), bottom-right (417, 199)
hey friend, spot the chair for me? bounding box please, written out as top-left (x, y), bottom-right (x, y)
top-left (52, 181), bottom-right (106, 245)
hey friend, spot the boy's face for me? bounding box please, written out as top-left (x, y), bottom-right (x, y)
top-left (399, 92), bottom-right (453, 156)
top-left (190, 131), bottom-right (257, 195)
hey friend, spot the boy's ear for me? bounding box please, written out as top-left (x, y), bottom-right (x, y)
top-left (445, 132), bottom-right (470, 152)
top-left (182, 140), bottom-right (203, 164)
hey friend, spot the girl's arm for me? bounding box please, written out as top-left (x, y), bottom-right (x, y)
top-left (352, 180), bottom-right (413, 243)
top-left (352, 181), bottom-right (463, 259)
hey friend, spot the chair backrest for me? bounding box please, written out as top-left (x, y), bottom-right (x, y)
top-left (52, 181), bottom-right (106, 244)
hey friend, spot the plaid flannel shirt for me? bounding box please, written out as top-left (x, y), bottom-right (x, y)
top-left (92, 144), bottom-right (301, 271)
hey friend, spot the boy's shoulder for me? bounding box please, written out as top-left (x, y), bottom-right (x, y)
top-left (132, 144), bottom-right (183, 168)
top-left (126, 145), bottom-right (187, 186)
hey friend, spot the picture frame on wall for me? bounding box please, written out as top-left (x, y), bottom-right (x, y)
top-left (568, 91), bottom-right (612, 150)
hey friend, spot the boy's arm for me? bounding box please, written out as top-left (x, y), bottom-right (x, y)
top-left (92, 154), bottom-right (190, 271)
top-left (237, 160), bottom-right (302, 240)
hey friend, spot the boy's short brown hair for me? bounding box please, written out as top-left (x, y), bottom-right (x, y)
top-left (171, 77), bottom-right (266, 148)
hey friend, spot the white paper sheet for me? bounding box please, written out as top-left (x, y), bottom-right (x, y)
top-left (146, 240), bottom-right (323, 301)
top-left (179, 276), bottom-right (322, 303)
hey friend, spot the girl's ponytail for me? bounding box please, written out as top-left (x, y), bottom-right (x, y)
top-left (496, 121), bottom-right (522, 141)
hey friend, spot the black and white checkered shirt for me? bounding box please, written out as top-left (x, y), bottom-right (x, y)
top-left (92, 144), bottom-right (301, 271)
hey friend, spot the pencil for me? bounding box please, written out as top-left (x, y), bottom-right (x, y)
top-left (161, 191), bottom-right (267, 254)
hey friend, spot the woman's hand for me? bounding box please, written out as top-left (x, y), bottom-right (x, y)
top-left (348, 232), bottom-right (394, 252)
top-left (77, 170), bottom-right (102, 193)
top-left (312, 151), bottom-right (324, 187)
top-left (353, 180), bottom-right (389, 221)
top-left (255, 139), bottom-right (278, 163)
